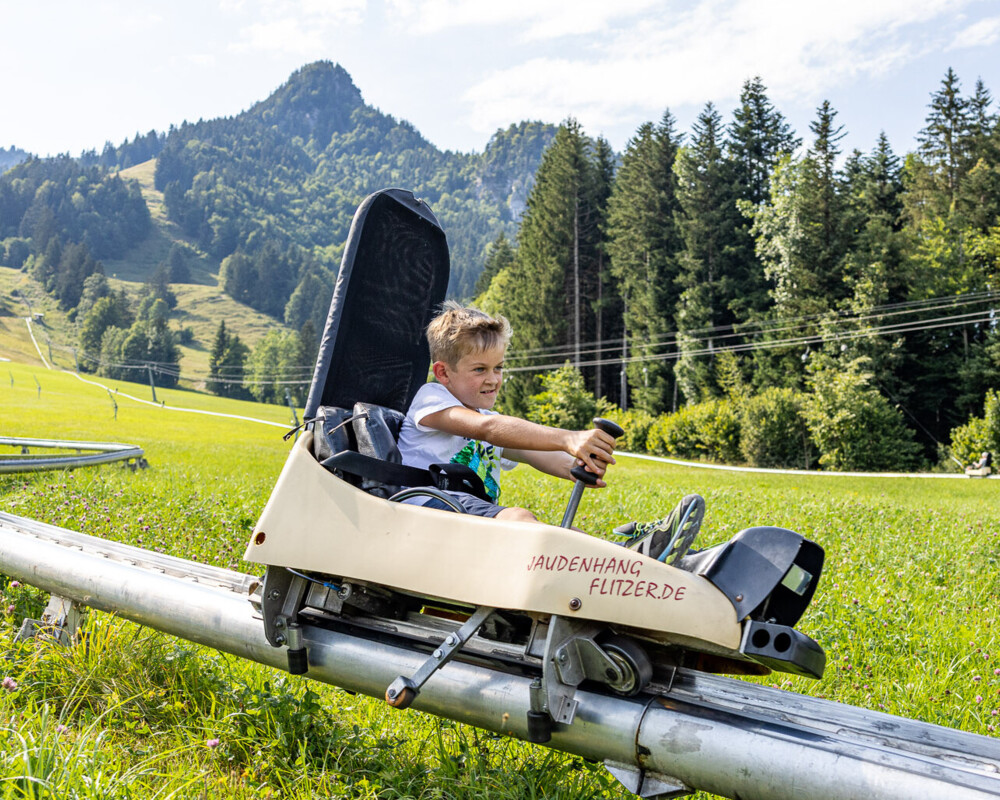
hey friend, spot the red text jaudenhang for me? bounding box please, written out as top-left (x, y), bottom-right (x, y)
top-left (524, 554), bottom-right (688, 601)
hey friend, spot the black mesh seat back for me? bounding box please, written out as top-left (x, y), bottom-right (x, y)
top-left (304, 189), bottom-right (450, 419)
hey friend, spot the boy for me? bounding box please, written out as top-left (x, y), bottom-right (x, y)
top-left (397, 302), bottom-right (703, 561)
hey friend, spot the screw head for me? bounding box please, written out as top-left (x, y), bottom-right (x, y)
top-left (568, 597), bottom-right (582, 611)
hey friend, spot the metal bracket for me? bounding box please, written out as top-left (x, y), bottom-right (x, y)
top-left (385, 605), bottom-right (495, 708)
top-left (540, 616), bottom-right (625, 725)
top-left (15, 594), bottom-right (82, 646)
top-left (260, 566), bottom-right (310, 647)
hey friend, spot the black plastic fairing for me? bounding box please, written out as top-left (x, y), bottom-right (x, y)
top-left (678, 526), bottom-right (824, 627)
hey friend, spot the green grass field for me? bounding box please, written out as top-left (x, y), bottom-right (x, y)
top-left (1, 359), bottom-right (998, 799)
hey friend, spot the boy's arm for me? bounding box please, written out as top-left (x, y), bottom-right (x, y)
top-left (418, 405), bottom-right (615, 476)
top-left (503, 448), bottom-right (608, 488)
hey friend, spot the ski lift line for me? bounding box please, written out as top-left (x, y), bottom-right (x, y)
top-left (506, 312), bottom-right (997, 373)
top-left (504, 297), bottom-right (1000, 366)
top-left (23, 318), bottom-right (51, 370)
top-left (61, 346), bottom-right (309, 385)
top-left (503, 290), bottom-right (1000, 361)
top-left (1, 513), bottom-right (998, 800)
top-left (616, 451), bottom-right (980, 479)
top-left (67, 372), bottom-right (291, 429)
top-left (503, 301), bottom-right (998, 366)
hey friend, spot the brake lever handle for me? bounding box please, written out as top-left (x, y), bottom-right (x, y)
top-left (561, 418), bottom-right (625, 527)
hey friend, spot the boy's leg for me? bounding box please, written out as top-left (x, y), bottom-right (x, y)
top-left (617, 494), bottom-right (705, 564)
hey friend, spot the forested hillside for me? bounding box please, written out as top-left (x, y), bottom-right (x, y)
top-left (482, 71), bottom-right (1000, 468)
top-left (0, 146), bottom-right (30, 173)
top-left (0, 61), bottom-right (554, 397)
top-left (152, 62), bottom-right (553, 306)
top-left (0, 61), bottom-right (554, 313)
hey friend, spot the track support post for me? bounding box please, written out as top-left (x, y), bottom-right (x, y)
top-left (15, 594), bottom-right (83, 646)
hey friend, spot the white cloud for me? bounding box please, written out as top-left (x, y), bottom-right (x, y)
top-left (228, 0), bottom-right (367, 54)
top-left (948, 15), bottom-right (1000, 49)
top-left (386, 0), bottom-right (660, 39)
top-left (460, 0), bottom-right (972, 137)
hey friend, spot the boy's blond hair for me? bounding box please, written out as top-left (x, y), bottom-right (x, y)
top-left (426, 301), bottom-right (512, 366)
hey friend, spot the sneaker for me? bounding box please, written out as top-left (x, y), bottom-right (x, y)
top-left (617, 494), bottom-right (705, 564)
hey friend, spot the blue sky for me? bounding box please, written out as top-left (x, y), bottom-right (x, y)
top-left (2, 0), bottom-right (999, 160)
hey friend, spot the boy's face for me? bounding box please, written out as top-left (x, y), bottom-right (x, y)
top-left (433, 344), bottom-right (506, 410)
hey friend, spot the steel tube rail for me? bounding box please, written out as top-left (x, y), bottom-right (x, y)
top-left (0, 437), bottom-right (144, 474)
top-left (1, 511), bottom-right (998, 800)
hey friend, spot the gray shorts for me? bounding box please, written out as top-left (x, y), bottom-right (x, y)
top-left (403, 490), bottom-right (506, 518)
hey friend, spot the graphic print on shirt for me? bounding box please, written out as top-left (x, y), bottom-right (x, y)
top-left (451, 440), bottom-right (502, 502)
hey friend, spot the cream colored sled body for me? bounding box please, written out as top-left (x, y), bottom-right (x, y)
top-left (249, 433), bottom-right (741, 655)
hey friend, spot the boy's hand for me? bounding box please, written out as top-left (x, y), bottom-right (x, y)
top-left (566, 428), bottom-right (616, 479)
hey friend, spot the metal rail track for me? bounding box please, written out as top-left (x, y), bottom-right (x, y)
top-left (0, 437), bottom-right (145, 474)
top-left (1, 510), bottom-right (998, 799)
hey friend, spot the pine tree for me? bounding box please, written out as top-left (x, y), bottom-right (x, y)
top-left (918, 68), bottom-right (972, 208)
top-left (744, 102), bottom-right (852, 388)
top-left (728, 77), bottom-right (800, 320)
top-left (588, 136), bottom-right (619, 402)
top-left (674, 103), bottom-right (744, 402)
top-left (606, 112), bottom-right (684, 413)
top-left (804, 100), bottom-right (851, 302)
top-left (474, 231), bottom-right (516, 298)
top-left (491, 119), bottom-right (607, 412)
top-left (729, 77), bottom-right (800, 206)
top-left (840, 133), bottom-right (908, 394)
top-left (208, 320), bottom-right (250, 399)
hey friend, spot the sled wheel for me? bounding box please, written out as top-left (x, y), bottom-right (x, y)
top-left (602, 636), bottom-right (653, 696)
top-left (386, 685), bottom-right (417, 709)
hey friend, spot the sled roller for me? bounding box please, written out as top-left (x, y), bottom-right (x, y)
top-left (560, 417), bottom-right (625, 528)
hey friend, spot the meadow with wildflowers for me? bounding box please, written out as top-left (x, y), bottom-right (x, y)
top-left (1, 360), bottom-right (998, 799)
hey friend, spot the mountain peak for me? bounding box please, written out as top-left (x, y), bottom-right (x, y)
top-left (247, 61), bottom-right (366, 147)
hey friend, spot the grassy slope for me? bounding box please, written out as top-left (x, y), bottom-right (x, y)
top-left (0, 159), bottom-right (294, 381)
top-left (1, 358), bottom-right (998, 798)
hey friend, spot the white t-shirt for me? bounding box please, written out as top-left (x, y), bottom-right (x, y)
top-left (398, 382), bottom-right (517, 503)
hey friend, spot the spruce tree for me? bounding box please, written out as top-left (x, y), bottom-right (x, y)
top-left (918, 68), bottom-right (972, 208)
top-left (606, 112), bottom-right (684, 413)
top-left (840, 133), bottom-right (908, 394)
top-left (588, 136), bottom-right (619, 402)
top-left (729, 77), bottom-right (800, 206)
top-left (474, 231), bottom-right (516, 299)
top-left (674, 103), bottom-right (743, 402)
top-left (744, 102), bottom-right (852, 389)
top-left (492, 119), bottom-right (607, 412)
top-left (805, 100), bottom-right (850, 301)
top-left (208, 320), bottom-right (250, 399)
top-left (728, 77), bottom-right (800, 320)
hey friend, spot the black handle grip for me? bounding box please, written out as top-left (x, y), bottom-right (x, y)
top-left (569, 418), bottom-right (625, 485)
top-left (592, 417), bottom-right (625, 439)
top-left (570, 464), bottom-right (599, 485)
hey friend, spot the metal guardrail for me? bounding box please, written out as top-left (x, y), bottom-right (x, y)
top-left (0, 510), bottom-right (998, 800)
top-left (0, 436), bottom-right (145, 474)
